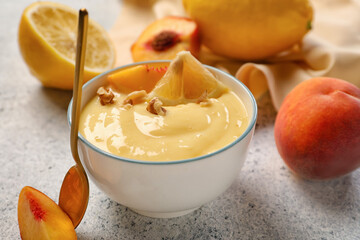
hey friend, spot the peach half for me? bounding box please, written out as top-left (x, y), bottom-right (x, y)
top-left (131, 16), bottom-right (200, 62)
top-left (18, 186), bottom-right (77, 240)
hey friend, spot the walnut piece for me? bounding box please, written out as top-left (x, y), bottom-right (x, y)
top-left (123, 103), bottom-right (132, 110)
top-left (97, 87), bottom-right (115, 105)
top-left (146, 97), bottom-right (167, 116)
top-left (123, 90), bottom-right (147, 106)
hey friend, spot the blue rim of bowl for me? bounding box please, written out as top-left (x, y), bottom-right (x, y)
top-left (67, 60), bottom-right (258, 165)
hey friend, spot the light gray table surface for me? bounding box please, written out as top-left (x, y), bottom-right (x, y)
top-left (1, 1), bottom-right (359, 239)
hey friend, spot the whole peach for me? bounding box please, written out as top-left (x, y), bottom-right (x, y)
top-left (274, 77), bottom-right (360, 179)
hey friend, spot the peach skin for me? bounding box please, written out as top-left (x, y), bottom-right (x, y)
top-left (274, 77), bottom-right (360, 179)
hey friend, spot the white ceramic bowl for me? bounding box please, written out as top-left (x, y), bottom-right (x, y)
top-left (68, 60), bottom-right (257, 218)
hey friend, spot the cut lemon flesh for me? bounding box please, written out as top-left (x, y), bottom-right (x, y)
top-left (147, 51), bottom-right (228, 105)
top-left (18, 1), bottom-right (115, 89)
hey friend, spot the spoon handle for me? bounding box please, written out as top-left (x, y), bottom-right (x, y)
top-left (71, 9), bottom-right (88, 171)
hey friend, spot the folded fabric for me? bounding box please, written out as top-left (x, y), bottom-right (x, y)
top-left (109, 0), bottom-right (360, 111)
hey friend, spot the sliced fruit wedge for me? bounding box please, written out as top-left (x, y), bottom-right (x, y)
top-left (147, 51), bottom-right (228, 106)
top-left (18, 1), bottom-right (115, 89)
top-left (107, 62), bottom-right (169, 93)
top-left (131, 16), bottom-right (200, 62)
top-left (18, 186), bottom-right (77, 240)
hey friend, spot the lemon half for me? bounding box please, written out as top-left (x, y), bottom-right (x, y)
top-left (18, 2), bottom-right (115, 89)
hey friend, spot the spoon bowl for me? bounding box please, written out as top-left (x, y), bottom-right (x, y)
top-left (59, 165), bottom-right (89, 227)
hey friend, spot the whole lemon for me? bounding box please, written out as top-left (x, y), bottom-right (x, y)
top-left (182, 0), bottom-right (313, 60)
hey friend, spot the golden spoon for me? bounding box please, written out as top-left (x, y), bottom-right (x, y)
top-left (59, 8), bottom-right (90, 228)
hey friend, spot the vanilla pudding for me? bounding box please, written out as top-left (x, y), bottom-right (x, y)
top-left (79, 51), bottom-right (250, 162)
top-left (79, 89), bottom-right (249, 161)
top-left (70, 56), bottom-right (257, 218)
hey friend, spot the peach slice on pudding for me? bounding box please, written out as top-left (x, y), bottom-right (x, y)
top-left (131, 16), bottom-right (200, 62)
top-left (107, 62), bottom-right (169, 93)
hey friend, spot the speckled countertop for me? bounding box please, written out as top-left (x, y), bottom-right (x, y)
top-left (1, 1), bottom-right (360, 239)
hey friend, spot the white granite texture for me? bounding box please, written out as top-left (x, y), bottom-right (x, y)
top-left (1, 1), bottom-right (360, 239)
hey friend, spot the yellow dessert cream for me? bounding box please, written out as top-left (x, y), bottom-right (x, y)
top-left (79, 88), bottom-right (249, 161)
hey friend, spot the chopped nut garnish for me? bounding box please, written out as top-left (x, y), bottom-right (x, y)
top-left (123, 103), bottom-right (132, 110)
top-left (147, 97), bottom-right (167, 116)
top-left (97, 87), bottom-right (115, 105)
top-left (123, 99), bottom-right (133, 105)
top-left (123, 90), bottom-right (147, 105)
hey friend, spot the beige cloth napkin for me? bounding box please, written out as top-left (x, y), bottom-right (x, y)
top-left (109, 0), bottom-right (360, 111)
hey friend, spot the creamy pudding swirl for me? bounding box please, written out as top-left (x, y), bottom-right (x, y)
top-left (79, 51), bottom-right (249, 161)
